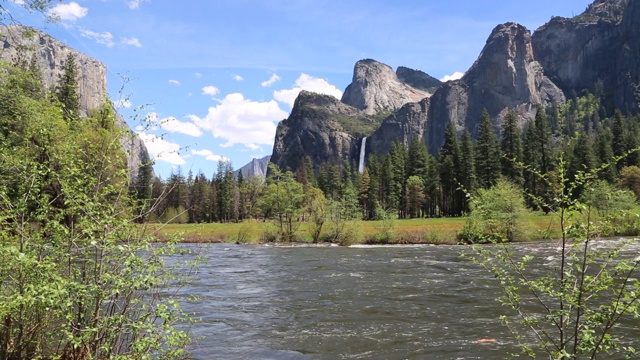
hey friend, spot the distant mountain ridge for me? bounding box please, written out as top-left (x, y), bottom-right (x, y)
top-left (270, 0), bottom-right (639, 173)
top-left (236, 156), bottom-right (271, 180)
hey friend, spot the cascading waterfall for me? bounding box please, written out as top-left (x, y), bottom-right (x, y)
top-left (358, 137), bottom-right (367, 174)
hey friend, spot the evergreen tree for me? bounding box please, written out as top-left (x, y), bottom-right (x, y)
top-left (523, 106), bottom-right (555, 211)
top-left (459, 130), bottom-right (476, 212)
top-left (595, 127), bottom-right (617, 182)
top-left (475, 109), bottom-right (501, 189)
top-left (439, 121), bottom-right (462, 216)
top-left (500, 110), bottom-right (524, 185)
top-left (55, 53), bottom-right (80, 121)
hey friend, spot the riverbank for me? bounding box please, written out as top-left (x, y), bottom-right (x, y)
top-left (150, 213), bottom-right (564, 245)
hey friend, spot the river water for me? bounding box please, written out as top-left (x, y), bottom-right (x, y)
top-left (168, 239), bottom-right (640, 359)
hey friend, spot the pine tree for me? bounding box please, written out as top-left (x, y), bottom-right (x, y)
top-left (459, 130), bottom-right (476, 211)
top-left (55, 53), bottom-right (80, 121)
top-left (475, 109), bottom-right (501, 189)
top-left (501, 110), bottom-right (524, 185)
top-left (595, 127), bottom-right (617, 182)
top-left (439, 121), bottom-right (462, 216)
top-left (523, 106), bottom-right (555, 211)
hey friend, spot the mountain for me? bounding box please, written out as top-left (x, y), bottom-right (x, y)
top-left (426, 22), bottom-right (565, 152)
top-left (236, 156), bottom-right (271, 180)
top-left (271, 91), bottom-right (371, 172)
top-left (271, 0), bottom-right (640, 173)
top-left (341, 59), bottom-right (432, 115)
top-left (532, 0), bottom-right (639, 113)
top-left (0, 25), bottom-right (150, 180)
top-left (271, 60), bottom-right (438, 172)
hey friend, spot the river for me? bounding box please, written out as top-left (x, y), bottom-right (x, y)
top-left (167, 239), bottom-right (640, 359)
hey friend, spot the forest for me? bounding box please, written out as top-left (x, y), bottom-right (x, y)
top-left (141, 91), bottom-right (640, 242)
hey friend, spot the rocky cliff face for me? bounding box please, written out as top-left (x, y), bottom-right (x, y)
top-left (396, 66), bottom-right (442, 93)
top-left (0, 25), bottom-right (150, 180)
top-left (271, 91), bottom-right (369, 172)
top-left (368, 98), bottom-right (430, 157)
top-left (236, 156), bottom-right (271, 181)
top-left (426, 23), bottom-right (565, 152)
top-left (341, 59), bottom-right (431, 115)
top-left (532, 0), bottom-right (639, 113)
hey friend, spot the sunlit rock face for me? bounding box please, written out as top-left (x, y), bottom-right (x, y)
top-left (341, 59), bottom-right (431, 116)
top-left (426, 23), bottom-right (565, 153)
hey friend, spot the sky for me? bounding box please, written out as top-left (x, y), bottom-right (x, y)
top-left (5, 0), bottom-right (593, 179)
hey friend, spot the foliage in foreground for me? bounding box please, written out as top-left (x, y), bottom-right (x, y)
top-left (0, 57), bottom-right (194, 358)
top-left (467, 148), bottom-right (640, 359)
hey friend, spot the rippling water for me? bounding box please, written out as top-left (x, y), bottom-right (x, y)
top-left (166, 239), bottom-right (640, 359)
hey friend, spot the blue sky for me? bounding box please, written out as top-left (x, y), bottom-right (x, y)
top-left (8, 0), bottom-right (592, 179)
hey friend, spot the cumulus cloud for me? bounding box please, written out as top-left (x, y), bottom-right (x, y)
top-left (168, 79), bottom-right (180, 85)
top-left (233, 75), bottom-right (244, 81)
top-left (261, 74), bottom-right (281, 87)
top-left (202, 85), bottom-right (220, 96)
top-left (189, 93), bottom-right (288, 149)
top-left (49, 2), bottom-right (88, 21)
top-left (137, 133), bottom-right (185, 166)
top-left (146, 112), bottom-right (202, 137)
top-left (274, 74), bottom-right (343, 109)
top-left (440, 71), bottom-right (465, 82)
top-left (191, 149), bottom-right (229, 162)
top-left (122, 37), bottom-right (142, 47)
top-left (79, 29), bottom-right (115, 47)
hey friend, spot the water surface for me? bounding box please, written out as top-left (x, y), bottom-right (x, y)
top-left (168, 240), bottom-right (640, 359)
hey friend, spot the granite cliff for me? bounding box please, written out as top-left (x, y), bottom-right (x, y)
top-left (236, 156), bottom-right (271, 181)
top-left (426, 22), bottom-right (565, 152)
top-left (271, 0), bottom-right (638, 174)
top-left (0, 25), bottom-right (150, 180)
top-left (532, 0), bottom-right (639, 113)
top-left (341, 59), bottom-right (432, 116)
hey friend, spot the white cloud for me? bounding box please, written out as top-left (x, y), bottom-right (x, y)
top-left (191, 149), bottom-right (229, 162)
top-left (12, 0), bottom-right (25, 5)
top-left (127, 0), bottom-right (148, 9)
top-left (79, 29), bottom-right (115, 47)
top-left (49, 2), bottom-right (88, 21)
top-left (274, 74), bottom-right (343, 109)
top-left (233, 75), bottom-right (244, 81)
top-left (137, 133), bottom-right (185, 166)
top-left (440, 71), bottom-right (465, 82)
top-left (168, 79), bottom-right (180, 85)
top-left (146, 112), bottom-right (202, 137)
top-left (261, 74), bottom-right (281, 87)
top-left (195, 72), bottom-right (202, 78)
top-left (189, 93), bottom-right (288, 149)
top-left (122, 37), bottom-right (142, 47)
top-left (202, 85), bottom-right (220, 96)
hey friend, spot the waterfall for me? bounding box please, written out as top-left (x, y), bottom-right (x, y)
top-left (358, 137), bottom-right (367, 174)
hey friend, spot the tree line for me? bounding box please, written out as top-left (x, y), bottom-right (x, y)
top-left (142, 92), bottom-right (640, 225)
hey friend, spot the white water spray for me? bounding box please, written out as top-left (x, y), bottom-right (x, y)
top-left (358, 137), bottom-right (367, 174)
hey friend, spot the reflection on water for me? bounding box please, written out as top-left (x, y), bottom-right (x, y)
top-left (166, 239), bottom-right (640, 359)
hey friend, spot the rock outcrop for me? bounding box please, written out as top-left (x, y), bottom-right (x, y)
top-left (532, 0), bottom-right (639, 113)
top-left (396, 66), bottom-right (442, 93)
top-left (368, 98), bottom-right (430, 157)
top-left (426, 23), bottom-right (565, 152)
top-left (271, 91), bottom-right (370, 172)
top-left (0, 25), bottom-right (150, 180)
top-left (341, 59), bottom-right (431, 115)
top-left (236, 156), bottom-right (271, 181)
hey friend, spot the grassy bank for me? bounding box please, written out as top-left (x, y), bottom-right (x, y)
top-left (151, 213), bottom-right (564, 245)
